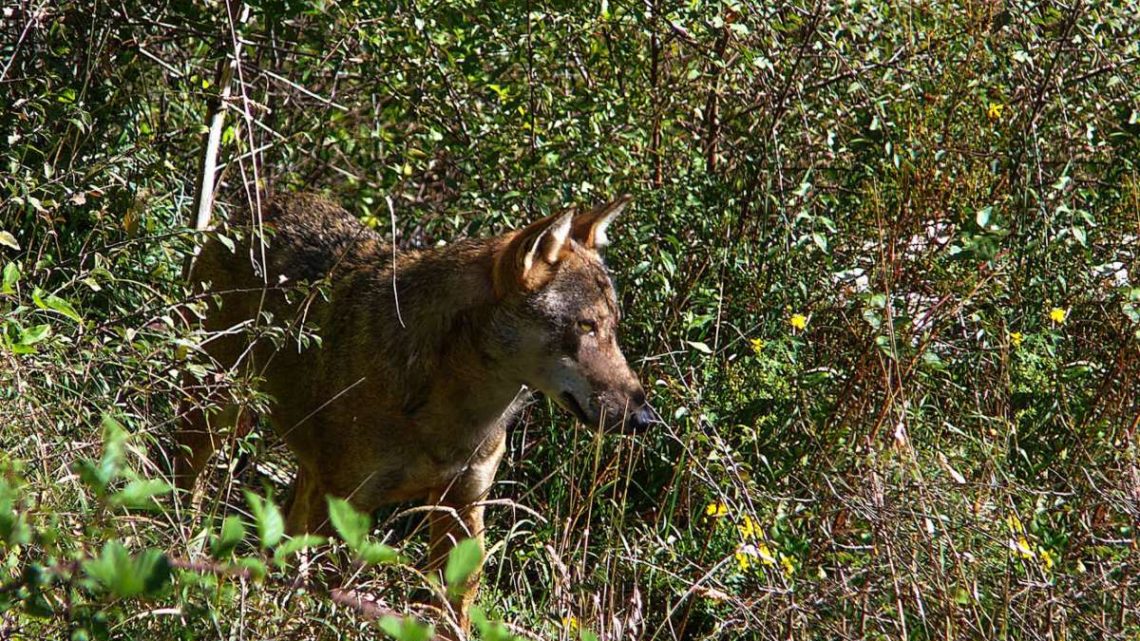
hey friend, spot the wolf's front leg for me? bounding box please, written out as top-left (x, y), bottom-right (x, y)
top-left (427, 497), bottom-right (486, 633)
top-left (425, 430), bottom-right (506, 633)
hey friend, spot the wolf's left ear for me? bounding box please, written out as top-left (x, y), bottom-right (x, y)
top-left (571, 194), bottom-right (633, 251)
top-left (493, 209), bottom-right (575, 296)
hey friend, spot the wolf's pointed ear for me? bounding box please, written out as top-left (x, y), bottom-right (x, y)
top-left (493, 209), bottom-right (574, 295)
top-left (571, 194), bottom-right (633, 251)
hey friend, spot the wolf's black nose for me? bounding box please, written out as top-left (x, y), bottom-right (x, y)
top-left (628, 404), bottom-right (658, 432)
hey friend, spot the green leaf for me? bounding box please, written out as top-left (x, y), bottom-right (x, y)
top-left (379, 615), bottom-right (434, 641)
top-left (19, 324), bottom-right (51, 346)
top-left (274, 534), bottom-right (326, 567)
top-left (100, 414), bottom-right (128, 470)
top-left (975, 206), bottom-right (992, 228)
top-left (358, 541), bottom-right (398, 565)
top-left (0, 477), bottom-right (31, 546)
top-left (1, 262), bottom-right (19, 294)
top-left (0, 231), bottom-right (19, 251)
top-left (108, 479), bottom-right (171, 510)
top-left (212, 516), bottom-right (247, 557)
top-left (31, 288), bottom-right (82, 323)
top-left (215, 233), bottom-right (236, 254)
top-left (811, 232), bottom-right (828, 252)
top-left (444, 538), bottom-right (483, 598)
top-left (327, 496), bottom-right (370, 549)
top-left (45, 295), bottom-right (82, 323)
top-left (77, 414), bottom-right (129, 493)
top-left (685, 340), bottom-right (713, 355)
top-left (82, 541), bottom-right (171, 598)
top-left (234, 557), bottom-right (267, 581)
top-left (245, 490), bottom-right (284, 549)
top-left (470, 607), bottom-right (516, 641)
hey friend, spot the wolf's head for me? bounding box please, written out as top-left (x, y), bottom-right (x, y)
top-left (491, 196), bottom-right (656, 433)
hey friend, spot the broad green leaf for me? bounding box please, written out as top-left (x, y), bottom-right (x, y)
top-left (358, 541), bottom-right (398, 565)
top-left (1, 262), bottom-right (19, 293)
top-left (212, 516), bottom-right (247, 557)
top-left (274, 534), bottom-right (325, 567)
top-left (685, 340), bottom-right (712, 355)
top-left (975, 206), bottom-right (992, 228)
top-left (470, 607), bottom-right (516, 641)
top-left (82, 541), bottom-right (170, 597)
top-left (31, 288), bottom-right (82, 323)
top-left (109, 479), bottom-right (171, 510)
top-left (379, 615), bottom-right (434, 641)
top-left (812, 232), bottom-right (828, 252)
top-left (0, 477), bottom-right (31, 545)
top-left (19, 324), bottom-right (51, 346)
top-left (45, 295), bottom-right (82, 323)
top-left (444, 538), bottom-right (483, 598)
top-left (245, 490), bottom-right (284, 549)
top-left (0, 231), bottom-right (19, 251)
top-left (327, 496), bottom-right (370, 549)
top-left (234, 557), bottom-right (267, 580)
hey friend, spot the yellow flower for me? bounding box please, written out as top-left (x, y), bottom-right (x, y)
top-left (749, 337), bottom-right (764, 355)
top-left (1011, 536), bottom-right (1035, 559)
top-left (1005, 514), bottom-right (1024, 534)
top-left (1049, 307), bottom-right (1067, 324)
top-left (789, 313), bottom-right (808, 331)
top-left (705, 501), bottom-right (729, 519)
top-left (757, 543), bottom-right (777, 565)
top-left (1009, 331), bottom-right (1023, 347)
top-left (1039, 548), bottom-right (1055, 570)
top-left (986, 102), bottom-right (1005, 122)
top-left (735, 547), bottom-right (755, 571)
top-left (738, 515), bottom-right (761, 541)
top-left (735, 542), bottom-right (776, 572)
top-left (562, 615), bottom-right (579, 632)
top-left (780, 553), bottom-right (796, 577)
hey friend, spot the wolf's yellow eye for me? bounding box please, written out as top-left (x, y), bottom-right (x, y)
top-left (577, 320), bottom-right (597, 335)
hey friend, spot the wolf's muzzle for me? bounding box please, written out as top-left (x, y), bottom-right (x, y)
top-left (625, 404), bottom-right (659, 433)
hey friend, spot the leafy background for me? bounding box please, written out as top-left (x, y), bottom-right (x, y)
top-left (2, 0), bottom-right (1139, 639)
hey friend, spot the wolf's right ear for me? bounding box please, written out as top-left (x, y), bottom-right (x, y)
top-left (492, 209), bottom-right (574, 296)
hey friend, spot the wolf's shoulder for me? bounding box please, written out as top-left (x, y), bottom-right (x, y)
top-left (258, 192), bottom-right (386, 279)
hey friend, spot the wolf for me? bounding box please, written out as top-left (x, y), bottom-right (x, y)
top-left (174, 192), bottom-right (653, 629)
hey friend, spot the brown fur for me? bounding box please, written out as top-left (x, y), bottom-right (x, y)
top-left (175, 193), bottom-right (651, 629)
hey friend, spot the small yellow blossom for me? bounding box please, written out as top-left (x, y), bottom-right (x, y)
top-left (738, 515), bottom-right (761, 541)
top-left (987, 102), bottom-right (1005, 122)
top-left (780, 553), bottom-right (796, 577)
top-left (1009, 331), bottom-right (1024, 347)
top-left (1039, 548), bottom-right (1055, 570)
top-left (1011, 536), bottom-right (1035, 559)
top-left (757, 543), bottom-right (777, 565)
top-left (735, 546), bottom-right (757, 571)
top-left (789, 313), bottom-right (808, 331)
top-left (735, 543), bottom-right (776, 572)
top-left (749, 337), bottom-right (765, 355)
top-left (562, 615), bottom-right (579, 632)
top-left (1005, 514), bottom-right (1025, 534)
top-left (1049, 307), bottom-right (1067, 324)
top-left (705, 501), bottom-right (729, 519)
